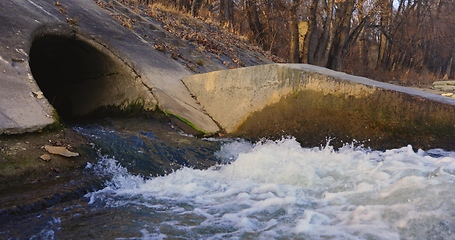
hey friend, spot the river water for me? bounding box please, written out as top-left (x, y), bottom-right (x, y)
top-left (2, 118), bottom-right (455, 239)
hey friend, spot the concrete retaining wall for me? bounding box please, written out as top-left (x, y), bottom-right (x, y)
top-left (183, 64), bottom-right (455, 150)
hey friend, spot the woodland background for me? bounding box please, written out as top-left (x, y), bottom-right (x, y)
top-left (120, 0), bottom-right (455, 86)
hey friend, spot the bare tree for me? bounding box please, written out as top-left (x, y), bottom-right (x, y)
top-left (245, 0), bottom-right (268, 49)
top-left (124, 0), bottom-right (455, 80)
top-left (220, 0), bottom-right (234, 27)
top-left (289, 0), bottom-right (300, 62)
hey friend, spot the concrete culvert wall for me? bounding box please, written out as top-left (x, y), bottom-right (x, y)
top-left (183, 64), bottom-right (455, 150)
top-left (29, 34), bottom-right (157, 121)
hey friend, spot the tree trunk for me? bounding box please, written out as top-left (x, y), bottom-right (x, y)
top-left (314, 0), bottom-right (334, 66)
top-left (444, 52), bottom-right (453, 80)
top-left (246, 0), bottom-right (267, 49)
top-left (377, 0), bottom-right (392, 67)
top-left (289, 0), bottom-right (300, 63)
top-left (304, 0), bottom-right (318, 64)
top-left (220, 0), bottom-right (234, 28)
top-left (327, 0), bottom-right (355, 70)
top-left (191, 0), bottom-right (203, 17)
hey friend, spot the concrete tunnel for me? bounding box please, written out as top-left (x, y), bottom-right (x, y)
top-left (28, 34), bottom-right (155, 121)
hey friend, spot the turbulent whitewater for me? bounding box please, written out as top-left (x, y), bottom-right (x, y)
top-left (86, 138), bottom-right (455, 239)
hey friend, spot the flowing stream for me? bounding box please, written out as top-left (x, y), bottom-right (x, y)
top-left (1, 118), bottom-right (455, 239)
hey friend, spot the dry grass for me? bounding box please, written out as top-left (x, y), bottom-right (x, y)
top-left (343, 49), bottom-right (437, 88)
top-left (344, 61), bottom-right (437, 88)
top-left (151, 3), bottom-right (282, 65)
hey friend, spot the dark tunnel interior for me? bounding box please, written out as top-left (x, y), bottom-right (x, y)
top-left (29, 35), bottom-right (128, 121)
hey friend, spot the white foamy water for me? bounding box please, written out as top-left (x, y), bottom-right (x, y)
top-left (86, 138), bottom-right (455, 239)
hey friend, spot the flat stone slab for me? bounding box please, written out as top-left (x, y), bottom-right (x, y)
top-left (433, 81), bottom-right (455, 92)
top-left (433, 80), bottom-right (455, 86)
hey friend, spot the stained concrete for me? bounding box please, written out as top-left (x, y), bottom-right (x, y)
top-left (183, 64), bottom-right (455, 150)
top-left (0, 0), bottom-right (219, 135)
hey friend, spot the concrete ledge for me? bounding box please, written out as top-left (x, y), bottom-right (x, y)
top-left (183, 64), bottom-right (455, 150)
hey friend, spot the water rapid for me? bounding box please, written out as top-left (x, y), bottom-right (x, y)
top-left (85, 137), bottom-right (455, 239)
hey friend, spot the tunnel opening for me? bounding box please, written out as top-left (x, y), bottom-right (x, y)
top-left (29, 34), bottom-right (156, 122)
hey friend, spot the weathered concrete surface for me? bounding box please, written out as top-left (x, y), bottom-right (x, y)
top-left (183, 64), bottom-right (455, 150)
top-left (0, 0), bottom-right (219, 134)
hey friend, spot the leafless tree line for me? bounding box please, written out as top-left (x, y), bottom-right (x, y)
top-left (132, 0), bottom-right (455, 81)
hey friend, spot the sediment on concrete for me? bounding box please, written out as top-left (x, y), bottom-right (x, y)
top-left (183, 64), bottom-right (455, 150)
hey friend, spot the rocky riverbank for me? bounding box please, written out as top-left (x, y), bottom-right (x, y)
top-left (0, 124), bottom-right (102, 217)
top-left (0, 113), bottom-right (224, 217)
top-left (0, 127), bottom-right (96, 191)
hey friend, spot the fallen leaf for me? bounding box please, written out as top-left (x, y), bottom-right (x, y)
top-left (44, 145), bottom-right (79, 157)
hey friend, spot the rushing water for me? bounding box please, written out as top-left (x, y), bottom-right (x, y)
top-left (2, 121), bottom-right (455, 239)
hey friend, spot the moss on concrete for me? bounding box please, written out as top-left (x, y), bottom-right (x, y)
top-left (163, 110), bottom-right (210, 136)
top-left (82, 98), bottom-right (153, 119)
top-left (233, 89), bottom-right (455, 150)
